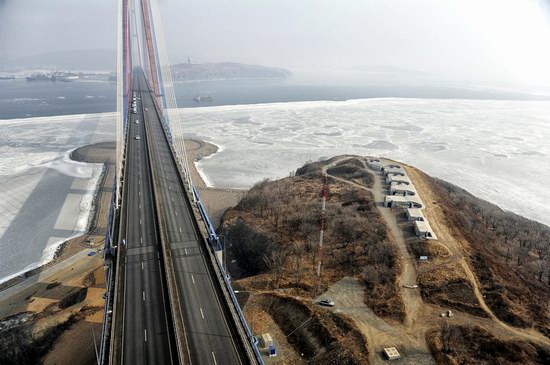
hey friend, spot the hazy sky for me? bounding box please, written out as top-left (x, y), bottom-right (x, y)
top-left (1, 0), bottom-right (550, 88)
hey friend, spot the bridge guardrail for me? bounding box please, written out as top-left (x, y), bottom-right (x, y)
top-left (146, 72), bottom-right (263, 364)
top-left (98, 178), bottom-right (117, 364)
top-left (106, 115), bottom-right (131, 365)
top-left (143, 98), bottom-right (191, 364)
top-left (192, 187), bottom-right (265, 365)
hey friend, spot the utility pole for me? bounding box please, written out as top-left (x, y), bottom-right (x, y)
top-left (316, 174), bottom-right (328, 294)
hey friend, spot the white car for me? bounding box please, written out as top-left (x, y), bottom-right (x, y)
top-left (135, 135), bottom-right (140, 140)
top-left (319, 299), bottom-right (335, 307)
top-left (135, 120), bottom-right (139, 124)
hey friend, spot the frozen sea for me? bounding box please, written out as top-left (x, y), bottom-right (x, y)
top-left (0, 113), bottom-right (114, 283)
top-left (0, 97), bottom-right (549, 283)
top-left (177, 98), bottom-right (550, 227)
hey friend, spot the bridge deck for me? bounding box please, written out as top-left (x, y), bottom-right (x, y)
top-left (118, 72), bottom-right (177, 364)
top-left (138, 70), bottom-right (246, 364)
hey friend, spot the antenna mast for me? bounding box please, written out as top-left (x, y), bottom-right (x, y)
top-left (316, 173), bottom-right (328, 293)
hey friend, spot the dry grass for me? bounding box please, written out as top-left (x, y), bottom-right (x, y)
top-left (424, 175), bottom-right (550, 334)
top-left (245, 293), bottom-right (370, 365)
top-left (222, 159), bottom-right (404, 322)
top-left (427, 324), bottom-right (550, 365)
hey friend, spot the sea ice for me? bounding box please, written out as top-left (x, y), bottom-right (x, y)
top-left (1, 97), bottom-right (550, 283)
top-left (0, 112), bottom-right (114, 283)
top-left (174, 98), bottom-right (550, 227)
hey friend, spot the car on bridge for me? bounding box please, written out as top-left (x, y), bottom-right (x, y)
top-left (135, 119), bottom-right (139, 124)
top-left (135, 135), bottom-right (140, 140)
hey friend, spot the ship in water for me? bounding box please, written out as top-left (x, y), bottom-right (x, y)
top-left (26, 73), bottom-right (57, 81)
top-left (192, 95), bottom-right (214, 102)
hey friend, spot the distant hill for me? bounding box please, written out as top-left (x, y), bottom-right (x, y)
top-left (170, 62), bottom-right (292, 81)
top-left (1, 49), bottom-right (116, 71)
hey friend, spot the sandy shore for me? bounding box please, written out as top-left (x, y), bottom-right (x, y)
top-left (0, 138), bottom-right (243, 364)
top-left (182, 138), bottom-right (246, 228)
top-left (0, 142), bottom-right (115, 293)
top-left (0, 138), bottom-right (240, 294)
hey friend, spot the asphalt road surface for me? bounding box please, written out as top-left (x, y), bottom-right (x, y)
top-left (121, 72), bottom-right (176, 365)
top-left (138, 70), bottom-right (246, 364)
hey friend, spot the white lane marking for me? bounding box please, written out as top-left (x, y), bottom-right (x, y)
top-left (168, 185), bottom-right (171, 190)
top-left (191, 275), bottom-right (195, 284)
top-left (143, 291), bottom-right (146, 301)
top-left (184, 249), bottom-right (188, 255)
top-left (179, 227), bottom-right (182, 233)
top-left (139, 219), bottom-right (142, 225)
top-left (140, 237), bottom-right (143, 244)
top-left (171, 197), bottom-right (174, 202)
top-left (139, 191), bottom-right (141, 196)
top-left (175, 211), bottom-right (178, 217)
top-left (211, 352), bottom-right (218, 365)
top-left (141, 262), bottom-right (144, 270)
top-left (200, 307), bottom-right (205, 319)
top-left (144, 329), bottom-right (147, 342)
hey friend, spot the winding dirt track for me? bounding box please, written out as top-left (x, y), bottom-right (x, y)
top-left (321, 156), bottom-right (550, 364)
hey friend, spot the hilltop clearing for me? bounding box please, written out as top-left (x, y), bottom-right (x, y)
top-left (219, 155), bottom-right (550, 364)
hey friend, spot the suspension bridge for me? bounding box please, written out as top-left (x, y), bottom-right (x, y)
top-left (97, 1), bottom-right (263, 364)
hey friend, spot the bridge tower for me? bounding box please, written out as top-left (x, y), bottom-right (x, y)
top-left (140, 0), bottom-right (162, 106)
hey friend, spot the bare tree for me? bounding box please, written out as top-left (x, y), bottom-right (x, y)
top-left (535, 260), bottom-right (545, 282)
top-left (291, 241), bottom-right (307, 287)
top-left (264, 250), bottom-right (288, 288)
top-left (515, 242), bottom-right (530, 266)
top-left (534, 238), bottom-right (550, 261)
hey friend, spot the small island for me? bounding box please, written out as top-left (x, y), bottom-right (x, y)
top-left (170, 61), bottom-right (292, 81)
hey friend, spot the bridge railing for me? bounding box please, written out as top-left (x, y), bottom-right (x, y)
top-left (192, 187), bottom-right (266, 365)
top-left (98, 177), bottom-right (117, 364)
top-left (105, 116), bottom-right (131, 365)
top-left (145, 69), bottom-right (264, 364)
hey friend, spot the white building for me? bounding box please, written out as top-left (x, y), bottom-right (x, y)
top-left (414, 220), bottom-right (437, 240)
top-left (367, 159), bottom-right (384, 171)
top-left (390, 184), bottom-right (417, 196)
top-left (384, 195), bottom-right (423, 208)
top-left (383, 165), bottom-right (405, 176)
top-left (406, 208), bottom-right (425, 221)
top-left (386, 174), bottom-right (412, 185)
top-left (383, 347), bottom-right (401, 361)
